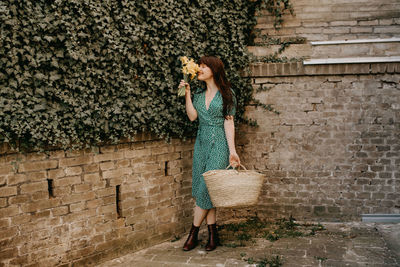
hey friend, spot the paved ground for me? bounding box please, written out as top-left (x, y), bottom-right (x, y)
top-left (99, 222), bottom-right (400, 267)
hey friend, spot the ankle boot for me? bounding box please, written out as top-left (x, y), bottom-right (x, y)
top-left (205, 224), bottom-right (219, 251)
top-left (182, 224), bottom-right (200, 251)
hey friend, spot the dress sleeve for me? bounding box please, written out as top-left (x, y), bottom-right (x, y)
top-left (228, 89), bottom-right (237, 116)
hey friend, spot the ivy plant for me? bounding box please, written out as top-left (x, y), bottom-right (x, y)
top-left (0, 0), bottom-right (292, 152)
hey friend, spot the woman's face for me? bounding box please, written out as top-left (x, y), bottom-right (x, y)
top-left (197, 63), bottom-right (213, 81)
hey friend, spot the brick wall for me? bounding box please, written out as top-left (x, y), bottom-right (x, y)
top-left (218, 62), bottom-right (399, 222)
top-left (218, 0), bottom-right (400, 223)
top-left (250, 0), bottom-right (400, 60)
top-left (255, 0), bottom-right (400, 43)
top-left (0, 134), bottom-right (194, 266)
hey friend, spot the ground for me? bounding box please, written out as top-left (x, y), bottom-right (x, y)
top-left (99, 221), bottom-right (400, 267)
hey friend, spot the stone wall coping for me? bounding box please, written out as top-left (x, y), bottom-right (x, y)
top-left (304, 56), bottom-right (400, 65)
top-left (0, 131), bottom-right (163, 155)
top-left (248, 61), bottom-right (400, 77)
top-left (311, 38), bottom-right (400, 45)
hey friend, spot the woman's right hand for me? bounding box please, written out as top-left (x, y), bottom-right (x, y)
top-left (179, 80), bottom-right (190, 95)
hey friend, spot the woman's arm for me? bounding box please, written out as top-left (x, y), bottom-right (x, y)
top-left (224, 115), bottom-right (240, 167)
top-left (179, 80), bottom-right (198, 121)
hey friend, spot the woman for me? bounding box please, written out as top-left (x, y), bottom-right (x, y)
top-left (178, 56), bottom-right (240, 251)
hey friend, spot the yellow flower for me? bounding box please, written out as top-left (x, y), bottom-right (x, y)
top-left (185, 60), bottom-right (200, 80)
top-left (178, 56), bottom-right (199, 96)
top-left (180, 56), bottom-right (189, 65)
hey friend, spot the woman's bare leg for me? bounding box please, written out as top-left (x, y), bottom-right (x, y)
top-left (205, 208), bottom-right (216, 225)
top-left (193, 205), bottom-right (209, 226)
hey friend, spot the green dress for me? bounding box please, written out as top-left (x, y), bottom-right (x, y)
top-left (191, 88), bottom-right (236, 210)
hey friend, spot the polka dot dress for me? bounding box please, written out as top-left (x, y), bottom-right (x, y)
top-left (191, 88), bottom-right (236, 210)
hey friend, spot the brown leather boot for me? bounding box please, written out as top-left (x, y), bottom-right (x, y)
top-left (205, 224), bottom-right (219, 251)
top-left (182, 224), bottom-right (200, 251)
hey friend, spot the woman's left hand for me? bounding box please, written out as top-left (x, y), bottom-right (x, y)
top-left (229, 152), bottom-right (240, 168)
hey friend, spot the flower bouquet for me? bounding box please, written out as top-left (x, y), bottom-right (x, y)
top-left (178, 56), bottom-right (199, 96)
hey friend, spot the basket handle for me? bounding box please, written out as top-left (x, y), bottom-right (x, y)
top-left (226, 163), bottom-right (247, 170)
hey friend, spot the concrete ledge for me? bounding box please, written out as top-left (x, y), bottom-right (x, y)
top-left (362, 214), bottom-right (400, 223)
top-left (304, 56), bottom-right (400, 65)
top-left (248, 62), bottom-right (400, 77)
top-left (311, 38), bottom-right (400, 45)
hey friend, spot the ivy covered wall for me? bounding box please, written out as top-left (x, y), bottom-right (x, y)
top-left (1, 0), bottom-right (292, 151)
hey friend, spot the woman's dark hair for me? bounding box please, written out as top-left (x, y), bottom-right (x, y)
top-left (198, 56), bottom-right (234, 118)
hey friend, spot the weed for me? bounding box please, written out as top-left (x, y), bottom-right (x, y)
top-left (220, 215), bottom-right (326, 245)
top-left (223, 242), bottom-right (245, 248)
top-left (277, 215), bottom-right (298, 230)
top-left (244, 255), bottom-right (283, 267)
top-left (317, 223), bottom-right (326, 230)
top-left (285, 230), bottom-right (304, 238)
top-left (246, 257), bottom-right (255, 264)
top-left (237, 232), bottom-right (252, 241)
top-left (264, 232), bottom-right (280, 242)
top-left (315, 256), bottom-right (327, 262)
top-left (170, 235), bottom-right (180, 242)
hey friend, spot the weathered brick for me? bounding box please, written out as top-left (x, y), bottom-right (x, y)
top-left (93, 151), bottom-right (124, 163)
top-left (61, 192), bottom-right (96, 205)
top-left (0, 198), bottom-right (6, 207)
top-left (84, 173), bottom-right (101, 183)
top-left (48, 150), bottom-right (65, 159)
top-left (48, 169), bottom-right (66, 179)
top-left (64, 166), bottom-right (83, 176)
top-left (20, 181), bottom-right (48, 194)
top-left (26, 152), bottom-right (48, 161)
top-left (53, 185), bottom-right (72, 197)
top-left (9, 255), bottom-right (29, 266)
top-left (54, 176), bottom-right (82, 187)
top-left (100, 161), bottom-right (115, 171)
top-left (102, 195), bottom-right (115, 205)
top-left (29, 171), bottom-right (49, 182)
top-left (19, 160), bottom-right (58, 172)
top-left (70, 202), bottom-right (86, 212)
top-left (374, 26), bottom-right (400, 33)
top-left (51, 206), bottom-right (69, 216)
top-left (102, 168), bottom-right (132, 179)
top-left (358, 19), bottom-right (379, 26)
top-left (323, 27), bottom-right (350, 34)
top-left (124, 149), bottom-right (151, 159)
top-left (0, 247), bottom-right (18, 260)
top-left (98, 204), bottom-right (115, 214)
top-left (0, 165), bottom-right (14, 175)
top-left (377, 145), bottom-right (390, 151)
top-left (99, 145), bottom-right (117, 154)
top-left (20, 198), bottom-right (60, 213)
top-left (0, 218), bottom-right (10, 228)
top-left (84, 163), bottom-right (99, 173)
top-left (0, 186), bottom-right (17, 197)
top-left (351, 27), bottom-right (373, 33)
top-left (10, 214), bottom-right (30, 225)
top-left (8, 194), bottom-right (30, 205)
top-left (59, 156), bottom-right (93, 167)
top-left (87, 198), bottom-right (103, 209)
top-left (73, 183), bottom-right (92, 193)
top-left (379, 172), bottom-right (393, 178)
top-left (32, 191), bottom-right (49, 201)
top-left (115, 159), bottom-right (130, 168)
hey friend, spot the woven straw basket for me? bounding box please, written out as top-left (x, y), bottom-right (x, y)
top-left (202, 164), bottom-right (264, 208)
